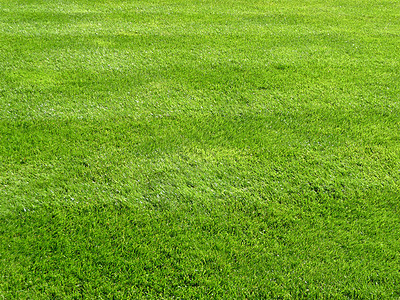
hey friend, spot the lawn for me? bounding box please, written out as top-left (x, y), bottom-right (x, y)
top-left (1, 0), bottom-right (400, 298)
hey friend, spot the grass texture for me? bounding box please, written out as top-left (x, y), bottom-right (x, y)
top-left (1, 0), bottom-right (400, 298)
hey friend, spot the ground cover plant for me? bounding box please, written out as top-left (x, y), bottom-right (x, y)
top-left (1, 0), bottom-right (400, 298)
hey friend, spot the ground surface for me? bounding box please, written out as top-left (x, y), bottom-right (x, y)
top-left (1, 0), bottom-right (400, 298)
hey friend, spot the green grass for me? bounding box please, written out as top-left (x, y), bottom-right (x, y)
top-left (1, 0), bottom-right (400, 298)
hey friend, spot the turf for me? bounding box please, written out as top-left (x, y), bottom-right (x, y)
top-left (1, 0), bottom-right (400, 298)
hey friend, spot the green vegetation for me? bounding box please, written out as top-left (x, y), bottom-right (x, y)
top-left (1, 0), bottom-right (399, 298)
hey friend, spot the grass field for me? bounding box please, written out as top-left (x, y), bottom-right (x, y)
top-left (1, 0), bottom-right (400, 298)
